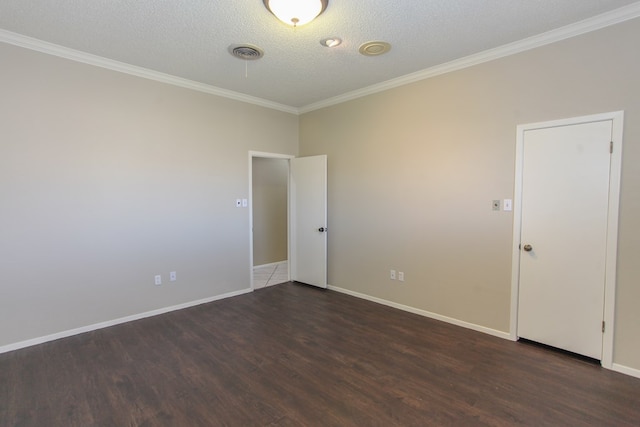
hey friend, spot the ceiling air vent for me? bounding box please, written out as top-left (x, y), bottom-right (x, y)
top-left (359, 41), bottom-right (391, 57)
top-left (228, 44), bottom-right (264, 60)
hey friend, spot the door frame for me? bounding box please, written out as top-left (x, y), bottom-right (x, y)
top-left (248, 151), bottom-right (295, 291)
top-left (509, 111), bottom-right (624, 369)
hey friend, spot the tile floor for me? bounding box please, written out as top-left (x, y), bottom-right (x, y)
top-left (253, 261), bottom-right (289, 289)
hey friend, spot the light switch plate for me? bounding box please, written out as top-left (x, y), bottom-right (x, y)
top-left (504, 199), bottom-right (513, 211)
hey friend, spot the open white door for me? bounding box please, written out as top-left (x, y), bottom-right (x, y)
top-left (290, 155), bottom-right (327, 288)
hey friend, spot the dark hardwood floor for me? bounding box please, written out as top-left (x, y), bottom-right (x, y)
top-left (2, 282), bottom-right (639, 426)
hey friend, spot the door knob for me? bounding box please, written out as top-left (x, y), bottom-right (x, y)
top-left (523, 244), bottom-right (533, 252)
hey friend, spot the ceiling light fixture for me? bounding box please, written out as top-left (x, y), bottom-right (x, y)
top-left (263, 0), bottom-right (328, 27)
top-left (320, 37), bottom-right (342, 48)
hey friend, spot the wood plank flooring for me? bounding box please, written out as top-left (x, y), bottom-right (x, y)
top-left (1, 282), bottom-right (639, 426)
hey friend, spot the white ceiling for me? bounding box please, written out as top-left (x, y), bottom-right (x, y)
top-left (1, 1), bottom-right (639, 113)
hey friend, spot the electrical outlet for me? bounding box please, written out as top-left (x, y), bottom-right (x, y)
top-left (390, 269), bottom-right (396, 280)
top-left (155, 275), bottom-right (162, 286)
top-left (398, 272), bottom-right (405, 282)
top-left (170, 271), bottom-right (177, 282)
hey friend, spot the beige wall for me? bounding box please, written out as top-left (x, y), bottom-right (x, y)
top-left (300, 18), bottom-right (640, 370)
top-left (0, 42), bottom-right (298, 347)
top-left (252, 157), bottom-right (288, 266)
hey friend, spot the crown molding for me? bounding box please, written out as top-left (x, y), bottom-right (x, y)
top-left (299, 2), bottom-right (640, 114)
top-left (0, 29), bottom-right (299, 115)
top-left (3, 2), bottom-right (639, 116)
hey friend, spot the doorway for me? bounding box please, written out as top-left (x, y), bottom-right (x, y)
top-left (249, 152), bottom-right (328, 290)
top-left (250, 152), bottom-right (293, 289)
top-left (509, 111), bottom-right (623, 368)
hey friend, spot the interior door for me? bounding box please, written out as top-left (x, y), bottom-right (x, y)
top-left (517, 120), bottom-right (612, 360)
top-left (290, 155), bottom-right (327, 288)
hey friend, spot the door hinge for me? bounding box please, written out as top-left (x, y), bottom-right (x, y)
top-left (602, 321), bottom-right (606, 333)
top-left (610, 141), bottom-right (613, 154)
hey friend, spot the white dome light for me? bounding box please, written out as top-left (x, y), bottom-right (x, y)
top-left (263, 0), bottom-right (328, 27)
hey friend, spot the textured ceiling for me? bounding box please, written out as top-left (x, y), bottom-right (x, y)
top-left (1, 0), bottom-right (639, 111)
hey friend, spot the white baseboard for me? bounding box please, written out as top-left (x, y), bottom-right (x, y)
top-left (0, 287), bottom-right (253, 355)
top-left (253, 261), bottom-right (288, 270)
top-left (327, 285), bottom-right (511, 340)
top-left (7, 284), bottom-right (639, 380)
top-left (612, 363), bottom-right (640, 379)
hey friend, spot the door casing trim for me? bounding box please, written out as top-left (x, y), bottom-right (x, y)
top-left (509, 111), bottom-right (624, 369)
